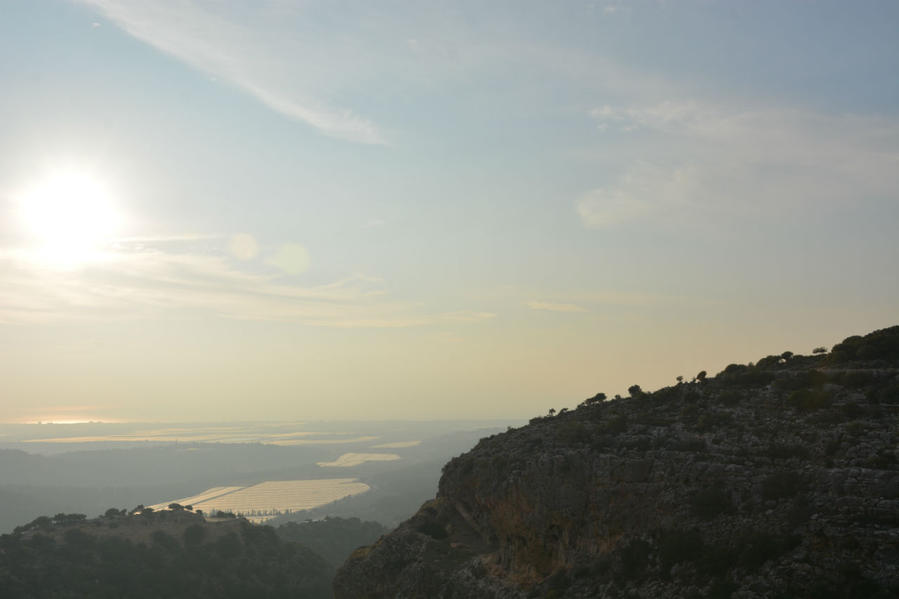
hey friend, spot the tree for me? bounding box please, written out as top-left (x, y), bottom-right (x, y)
top-left (676, 376), bottom-right (684, 384)
top-left (696, 371), bottom-right (707, 383)
top-left (183, 524), bottom-right (207, 547)
top-left (168, 503), bottom-right (185, 511)
top-left (812, 346), bottom-right (827, 354)
top-left (27, 516), bottom-right (52, 531)
top-left (628, 384), bottom-right (643, 398)
top-left (584, 392), bottom-right (606, 406)
top-left (53, 513), bottom-right (86, 525)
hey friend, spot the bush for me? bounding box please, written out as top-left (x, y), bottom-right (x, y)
top-left (775, 370), bottom-right (828, 391)
top-left (617, 538), bottom-right (651, 581)
top-left (834, 371), bottom-right (875, 388)
top-left (788, 389), bottom-right (833, 411)
top-left (841, 402), bottom-right (864, 419)
top-left (719, 368), bottom-right (776, 388)
top-left (762, 471), bottom-right (802, 501)
top-left (869, 382), bottom-right (899, 405)
top-left (829, 326), bottom-right (899, 363)
top-left (669, 437), bottom-right (706, 452)
top-left (416, 521), bottom-right (447, 540)
top-left (737, 531), bottom-right (800, 570)
top-left (695, 410), bottom-right (734, 432)
top-left (214, 532), bottom-right (242, 558)
top-left (558, 421), bottom-right (591, 444)
top-left (600, 415), bottom-right (628, 434)
top-left (764, 443), bottom-right (810, 461)
top-left (658, 529), bottom-right (704, 569)
top-left (690, 487), bottom-right (732, 519)
top-left (63, 529), bottom-right (91, 546)
top-left (151, 530), bottom-right (179, 550)
top-left (716, 390), bottom-right (744, 406)
top-left (183, 524), bottom-right (206, 547)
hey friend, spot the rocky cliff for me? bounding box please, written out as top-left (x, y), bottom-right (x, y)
top-left (335, 326), bottom-right (899, 598)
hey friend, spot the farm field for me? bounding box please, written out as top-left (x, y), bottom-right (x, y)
top-left (372, 440), bottom-right (421, 449)
top-left (317, 452), bottom-right (401, 467)
top-left (151, 479), bottom-right (370, 522)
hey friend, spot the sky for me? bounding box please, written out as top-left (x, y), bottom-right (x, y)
top-left (1, 0), bottom-right (897, 423)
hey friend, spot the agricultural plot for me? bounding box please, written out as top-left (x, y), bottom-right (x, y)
top-left (317, 452), bottom-right (401, 467)
top-left (153, 479), bottom-right (370, 522)
top-left (268, 435), bottom-right (379, 446)
top-left (150, 486), bottom-right (244, 510)
top-left (371, 440), bottom-right (421, 449)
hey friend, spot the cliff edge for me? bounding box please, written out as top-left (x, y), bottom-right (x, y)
top-left (335, 326), bottom-right (899, 598)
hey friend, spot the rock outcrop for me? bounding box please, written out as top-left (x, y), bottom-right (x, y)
top-left (335, 326), bottom-right (899, 598)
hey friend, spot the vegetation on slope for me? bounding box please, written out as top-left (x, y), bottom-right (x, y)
top-left (276, 517), bottom-right (386, 568)
top-left (0, 509), bottom-right (333, 599)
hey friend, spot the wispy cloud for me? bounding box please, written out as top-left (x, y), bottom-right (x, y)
top-left (527, 300), bottom-right (587, 313)
top-left (0, 243), bottom-right (491, 328)
top-left (577, 162), bottom-right (694, 228)
top-left (580, 101), bottom-right (899, 227)
top-left (78, 1), bottom-right (386, 144)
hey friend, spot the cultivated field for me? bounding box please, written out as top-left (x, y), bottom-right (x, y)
top-left (317, 452), bottom-right (401, 467)
top-left (372, 440), bottom-right (421, 448)
top-left (152, 479), bottom-right (370, 522)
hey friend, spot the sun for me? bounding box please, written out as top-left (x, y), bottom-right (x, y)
top-left (16, 169), bottom-right (123, 267)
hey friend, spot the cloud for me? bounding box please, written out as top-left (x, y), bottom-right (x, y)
top-left (574, 291), bottom-right (687, 308)
top-left (527, 301), bottom-right (587, 313)
top-left (265, 242), bottom-right (309, 275)
top-left (77, 0), bottom-right (386, 144)
top-left (577, 163), bottom-right (693, 228)
top-left (580, 101), bottom-right (899, 227)
top-left (0, 242), bottom-right (491, 328)
top-left (590, 101), bottom-right (708, 134)
top-left (437, 310), bottom-right (496, 322)
top-left (577, 186), bottom-right (645, 229)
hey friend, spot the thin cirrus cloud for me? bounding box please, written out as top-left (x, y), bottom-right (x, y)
top-left (77, 0), bottom-right (386, 145)
top-left (527, 300), bottom-right (587, 313)
top-left (578, 100), bottom-right (899, 228)
top-left (0, 244), bottom-right (494, 328)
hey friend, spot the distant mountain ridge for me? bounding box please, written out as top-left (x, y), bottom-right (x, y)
top-left (335, 326), bottom-right (899, 598)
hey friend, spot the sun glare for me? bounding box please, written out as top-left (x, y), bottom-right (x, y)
top-left (16, 170), bottom-right (123, 267)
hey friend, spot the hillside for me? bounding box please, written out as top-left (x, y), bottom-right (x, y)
top-left (276, 517), bottom-right (387, 568)
top-left (0, 508), bottom-right (333, 598)
top-left (335, 326), bottom-right (899, 598)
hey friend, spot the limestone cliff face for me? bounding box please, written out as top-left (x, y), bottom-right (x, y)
top-left (335, 327), bottom-right (899, 598)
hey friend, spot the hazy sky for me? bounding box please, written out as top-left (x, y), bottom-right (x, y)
top-left (1, 1), bottom-right (897, 423)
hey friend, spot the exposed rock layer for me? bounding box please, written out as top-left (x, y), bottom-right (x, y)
top-left (335, 326), bottom-right (899, 598)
